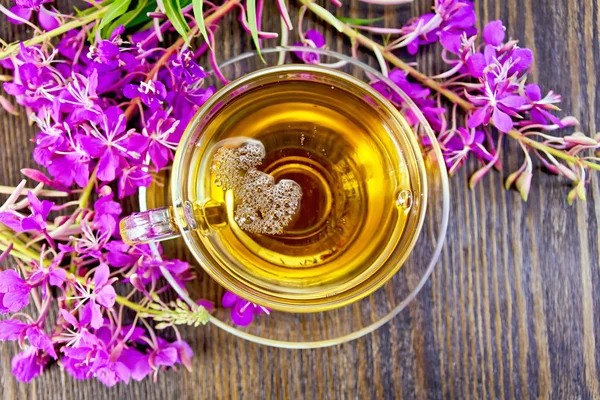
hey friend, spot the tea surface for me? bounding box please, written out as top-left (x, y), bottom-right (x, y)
top-left (190, 79), bottom-right (420, 297)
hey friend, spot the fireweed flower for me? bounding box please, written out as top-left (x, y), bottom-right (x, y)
top-left (11, 347), bottom-right (48, 383)
top-left (466, 73), bottom-right (527, 133)
top-left (171, 50), bottom-right (207, 85)
top-left (69, 264), bottom-right (116, 329)
top-left (14, 0), bottom-right (52, 11)
top-left (118, 163), bottom-right (153, 199)
top-left (0, 191), bottom-right (53, 233)
top-left (293, 30), bottom-right (326, 64)
top-left (123, 80), bottom-right (167, 110)
top-left (137, 110), bottom-right (181, 171)
top-left (46, 125), bottom-right (92, 187)
top-left (371, 69), bottom-right (445, 131)
top-left (79, 106), bottom-right (144, 181)
top-left (221, 291), bottom-right (270, 326)
top-left (3, 62), bottom-right (60, 109)
top-left (0, 319), bottom-right (58, 359)
top-left (0, 270), bottom-right (31, 313)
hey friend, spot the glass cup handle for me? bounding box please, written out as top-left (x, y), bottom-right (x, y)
top-left (120, 206), bottom-right (181, 245)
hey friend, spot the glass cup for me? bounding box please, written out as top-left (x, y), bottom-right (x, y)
top-left (123, 47), bottom-right (449, 347)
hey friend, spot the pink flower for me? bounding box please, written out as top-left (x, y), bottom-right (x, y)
top-left (482, 20), bottom-right (506, 46)
top-left (0, 270), bottom-right (31, 313)
top-left (0, 191), bottom-right (54, 233)
top-left (0, 319), bottom-right (57, 359)
top-left (466, 76), bottom-right (527, 133)
top-left (75, 264), bottom-right (116, 329)
top-left (293, 30), bottom-right (326, 64)
top-left (11, 347), bottom-right (48, 383)
top-left (221, 291), bottom-right (270, 326)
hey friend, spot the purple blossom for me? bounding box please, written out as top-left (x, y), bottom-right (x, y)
top-left (0, 319), bottom-right (28, 340)
top-left (28, 252), bottom-right (67, 293)
top-left (436, 0), bottom-right (477, 54)
top-left (11, 347), bottom-right (48, 383)
top-left (522, 84), bottom-right (564, 127)
top-left (172, 50), bottom-right (207, 85)
top-left (439, 128), bottom-right (495, 173)
top-left (221, 291), bottom-right (270, 326)
top-left (14, 0), bottom-right (51, 11)
top-left (6, 5), bottom-right (32, 24)
top-left (372, 69), bottom-right (445, 130)
top-left (37, 7), bottom-right (59, 31)
top-left (56, 70), bottom-right (103, 124)
top-left (293, 30), bottom-right (326, 64)
top-left (31, 109), bottom-right (65, 167)
top-left (137, 110), bottom-right (181, 171)
top-left (119, 348), bottom-right (152, 381)
top-left (3, 63), bottom-right (57, 109)
top-left (0, 270), bottom-right (32, 313)
top-left (46, 129), bottom-right (91, 188)
top-left (482, 20), bottom-right (506, 46)
top-left (25, 325), bottom-right (57, 358)
top-left (0, 191), bottom-right (53, 233)
top-left (79, 106), bottom-right (143, 181)
top-left (0, 319), bottom-right (57, 359)
top-left (118, 163), bottom-right (153, 199)
top-left (93, 349), bottom-right (131, 387)
top-left (57, 29), bottom-right (85, 60)
top-left (466, 75), bottom-right (527, 133)
top-left (123, 80), bottom-right (167, 110)
top-left (75, 264), bottom-right (116, 329)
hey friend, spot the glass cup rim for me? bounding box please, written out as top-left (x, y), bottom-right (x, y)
top-left (144, 46), bottom-right (450, 348)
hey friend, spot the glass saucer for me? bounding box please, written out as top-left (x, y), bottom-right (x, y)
top-left (139, 47), bottom-right (450, 348)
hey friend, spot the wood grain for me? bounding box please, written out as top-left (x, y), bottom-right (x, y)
top-left (1, 0), bottom-right (600, 399)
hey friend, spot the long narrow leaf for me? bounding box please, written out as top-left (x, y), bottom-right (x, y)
top-left (127, 1), bottom-right (159, 28)
top-left (164, 0), bottom-right (190, 45)
top-left (192, 0), bottom-right (210, 47)
top-left (99, 0), bottom-right (132, 31)
top-left (275, 0), bottom-right (292, 30)
top-left (337, 16), bottom-right (383, 26)
top-left (246, 0), bottom-right (264, 62)
top-left (105, 0), bottom-right (149, 36)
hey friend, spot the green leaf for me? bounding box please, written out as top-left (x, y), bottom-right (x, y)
top-left (192, 0), bottom-right (210, 46)
top-left (247, 0), bottom-right (264, 62)
top-left (105, 0), bottom-right (149, 34)
top-left (126, 1), bottom-right (158, 28)
top-left (337, 16), bottom-right (384, 26)
top-left (99, 0), bottom-right (132, 32)
top-left (163, 0), bottom-right (190, 45)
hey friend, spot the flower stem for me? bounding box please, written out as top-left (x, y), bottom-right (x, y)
top-left (300, 0), bottom-right (600, 172)
top-left (115, 295), bottom-right (162, 316)
top-left (0, 231), bottom-right (40, 261)
top-left (0, 6), bottom-right (108, 60)
top-left (123, 0), bottom-right (242, 120)
top-left (78, 166), bottom-right (97, 210)
top-left (73, 275), bottom-right (162, 316)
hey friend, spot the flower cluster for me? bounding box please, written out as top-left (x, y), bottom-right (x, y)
top-left (0, 0), bottom-right (252, 386)
top-left (330, 0), bottom-right (600, 202)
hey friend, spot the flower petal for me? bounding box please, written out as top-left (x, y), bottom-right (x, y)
top-left (93, 263), bottom-right (110, 288)
top-left (0, 319), bottom-right (27, 340)
top-left (467, 106), bottom-right (491, 128)
top-left (491, 107), bottom-right (514, 132)
top-left (482, 20), bottom-right (505, 46)
top-left (96, 285), bottom-right (116, 309)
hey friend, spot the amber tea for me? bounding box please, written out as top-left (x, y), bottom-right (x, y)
top-left (186, 73), bottom-right (426, 304)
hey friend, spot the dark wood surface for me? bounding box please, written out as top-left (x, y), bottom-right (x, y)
top-left (1, 0), bottom-right (600, 398)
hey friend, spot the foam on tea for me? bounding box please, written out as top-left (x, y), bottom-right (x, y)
top-left (210, 138), bottom-right (302, 235)
top-left (189, 76), bottom-right (422, 296)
